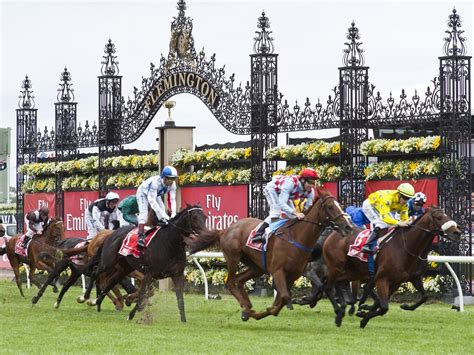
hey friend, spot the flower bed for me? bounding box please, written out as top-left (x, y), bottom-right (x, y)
top-left (266, 141), bottom-right (340, 161)
top-left (171, 147), bottom-right (251, 168)
top-left (178, 168), bottom-right (251, 186)
top-left (0, 204), bottom-right (16, 215)
top-left (364, 158), bottom-right (440, 181)
top-left (273, 164), bottom-right (342, 182)
top-left (361, 136), bottom-right (441, 156)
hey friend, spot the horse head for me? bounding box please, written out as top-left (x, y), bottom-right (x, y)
top-left (44, 218), bottom-right (65, 243)
top-left (310, 187), bottom-right (353, 236)
top-left (170, 203), bottom-right (207, 237)
top-left (417, 207), bottom-right (462, 242)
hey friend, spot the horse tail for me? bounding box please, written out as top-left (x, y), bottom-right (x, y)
top-left (310, 243), bottom-right (323, 261)
top-left (61, 244), bottom-right (89, 257)
top-left (0, 246), bottom-right (6, 256)
top-left (187, 229), bottom-right (223, 255)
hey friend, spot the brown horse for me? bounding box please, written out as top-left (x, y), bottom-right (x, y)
top-left (323, 207), bottom-right (462, 328)
top-left (31, 229), bottom-right (142, 310)
top-left (187, 187), bottom-right (354, 321)
top-left (1, 218), bottom-right (67, 296)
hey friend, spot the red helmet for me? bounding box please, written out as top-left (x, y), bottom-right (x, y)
top-left (299, 168), bottom-right (318, 180)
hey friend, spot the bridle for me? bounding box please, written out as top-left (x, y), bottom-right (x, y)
top-left (402, 208), bottom-right (458, 260)
top-left (300, 195), bottom-right (350, 230)
top-left (167, 207), bottom-right (204, 236)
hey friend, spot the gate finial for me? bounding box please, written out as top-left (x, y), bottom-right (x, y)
top-left (342, 22), bottom-right (365, 67)
top-left (101, 38), bottom-right (120, 75)
top-left (443, 8), bottom-right (466, 56)
top-left (18, 75), bottom-right (35, 109)
top-left (253, 11), bottom-right (274, 54)
top-left (57, 67), bottom-right (75, 103)
top-left (167, 0), bottom-right (196, 67)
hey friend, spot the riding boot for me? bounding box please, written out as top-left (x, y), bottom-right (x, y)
top-left (22, 235), bottom-right (31, 249)
top-left (250, 222), bottom-right (269, 243)
top-left (137, 224), bottom-right (146, 249)
top-left (361, 227), bottom-right (380, 255)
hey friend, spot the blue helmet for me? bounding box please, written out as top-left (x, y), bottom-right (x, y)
top-left (161, 166), bottom-right (178, 178)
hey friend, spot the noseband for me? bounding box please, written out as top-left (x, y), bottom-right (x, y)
top-left (410, 208), bottom-right (457, 237)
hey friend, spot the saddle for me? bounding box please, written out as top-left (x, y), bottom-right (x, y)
top-left (347, 228), bottom-right (396, 262)
top-left (118, 226), bottom-right (161, 258)
top-left (246, 220), bottom-right (288, 252)
top-left (14, 235), bottom-right (31, 257)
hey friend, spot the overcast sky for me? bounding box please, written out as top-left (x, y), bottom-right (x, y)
top-left (1, 0), bottom-right (473, 184)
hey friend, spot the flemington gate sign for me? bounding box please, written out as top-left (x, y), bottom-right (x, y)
top-left (15, 2), bottom-right (472, 293)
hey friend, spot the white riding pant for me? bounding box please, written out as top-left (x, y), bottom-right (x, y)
top-left (262, 188), bottom-right (294, 224)
top-left (137, 192), bottom-right (149, 225)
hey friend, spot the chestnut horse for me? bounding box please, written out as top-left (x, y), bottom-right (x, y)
top-left (323, 207), bottom-right (462, 328)
top-left (187, 187), bottom-right (354, 321)
top-left (0, 218), bottom-right (67, 296)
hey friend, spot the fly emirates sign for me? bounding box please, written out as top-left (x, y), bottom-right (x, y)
top-left (180, 185), bottom-right (248, 230)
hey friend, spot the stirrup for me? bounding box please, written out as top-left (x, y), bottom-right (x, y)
top-left (251, 234), bottom-right (265, 243)
top-left (361, 245), bottom-right (375, 255)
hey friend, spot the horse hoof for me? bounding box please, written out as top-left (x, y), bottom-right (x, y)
top-left (87, 299), bottom-right (97, 307)
top-left (241, 310), bottom-right (250, 322)
top-left (360, 318), bottom-right (369, 329)
top-left (359, 304), bottom-right (370, 311)
top-left (52, 286), bottom-right (59, 294)
top-left (32, 296), bottom-right (38, 304)
top-left (286, 303), bottom-right (294, 310)
top-left (356, 311), bottom-right (366, 318)
top-left (54, 301), bottom-right (59, 309)
top-left (348, 306), bottom-right (355, 316)
top-left (76, 295), bottom-right (87, 304)
top-left (125, 299), bottom-right (132, 307)
top-left (115, 305), bottom-right (124, 312)
top-left (400, 304), bottom-right (413, 311)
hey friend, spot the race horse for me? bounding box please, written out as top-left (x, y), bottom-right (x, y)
top-left (31, 229), bottom-right (139, 310)
top-left (323, 207), bottom-right (462, 328)
top-left (187, 187), bottom-right (354, 321)
top-left (0, 218), bottom-right (71, 296)
top-left (90, 204), bottom-right (208, 321)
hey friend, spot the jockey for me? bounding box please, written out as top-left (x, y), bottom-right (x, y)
top-left (85, 192), bottom-right (120, 240)
top-left (22, 205), bottom-right (50, 248)
top-left (360, 182), bottom-right (415, 254)
top-left (408, 192), bottom-right (427, 218)
top-left (118, 195), bottom-right (139, 226)
top-left (251, 168), bottom-right (318, 243)
top-left (136, 165), bottom-right (178, 249)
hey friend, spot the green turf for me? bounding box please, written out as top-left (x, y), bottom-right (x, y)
top-left (0, 280), bottom-right (472, 354)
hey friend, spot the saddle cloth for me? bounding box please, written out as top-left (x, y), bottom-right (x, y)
top-left (347, 228), bottom-right (394, 262)
top-left (118, 226), bottom-right (161, 258)
top-left (70, 241), bottom-right (88, 265)
top-left (15, 235), bottom-right (31, 257)
top-left (245, 219), bottom-right (288, 252)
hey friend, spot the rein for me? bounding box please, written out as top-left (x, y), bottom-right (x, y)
top-left (167, 207), bottom-right (204, 236)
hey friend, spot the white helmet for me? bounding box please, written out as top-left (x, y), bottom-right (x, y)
top-left (413, 192), bottom-right (427, 204)
top-left (105, 192), bottom-right (120, 201)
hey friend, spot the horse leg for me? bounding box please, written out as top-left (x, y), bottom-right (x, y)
top-left (400, 276), bottom-right (428, 311)
top-left (233, 266), bottom-right (264, 318)
top-left (96, 268), bottom-right (130, 312)
top-left (334, 283), bottom-right (347, 327)
top-left (55, 267), bottom-right (82, 309)
top-left (172, 273), bottom-right (187, 322)
top-left (128, 274), bottom-right (152, 321)
top-left (360, 279), bottom-right (390, 328)
top-left (251, 293), bottom-right (286, 320)
top-left (32, 259), bottom-right (69, 305)
top-left (223, 257), bottom-right (256, 321)
top-left (11, 259), bottom-right (24, 297)
top-left (108, 287), bottom-right (124, 311)
top-left (348, 281), bottom-right (359, 316)
top-left (28, 266), bottom-right (43, 290)
top-left (358, 280), bottom-right (375, 311)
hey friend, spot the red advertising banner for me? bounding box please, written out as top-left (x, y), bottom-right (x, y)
top-left (180, 185), bottom-right (248, 230)
top-left (365, 178), bottom-right (438, 206)
top-left (63, 191), bottom-right (98, 238)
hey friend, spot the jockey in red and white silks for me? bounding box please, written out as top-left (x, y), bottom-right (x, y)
top-left (251, 168), bottom-right (319, 243)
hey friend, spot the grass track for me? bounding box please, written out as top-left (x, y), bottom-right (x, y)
top-left (0, 281), bottom-right (472, 354)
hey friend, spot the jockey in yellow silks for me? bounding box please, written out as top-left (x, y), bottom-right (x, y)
top-left (360, 182), bottom-right (415, 254)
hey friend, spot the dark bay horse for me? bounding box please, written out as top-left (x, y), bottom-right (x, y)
top-left (187, 187), bottom-right (354, 321)
top-left (91, 204), bottom-right (208, 321)
top-left (323, 207), bottom-right (462, 328)
top-left (31, 229), bottom-right (139, 310)
top-left (0, 218), bottom-right (67, 296)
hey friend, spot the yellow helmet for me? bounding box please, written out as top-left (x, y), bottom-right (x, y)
top-left (397, 183), bottom-right (415, 198)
